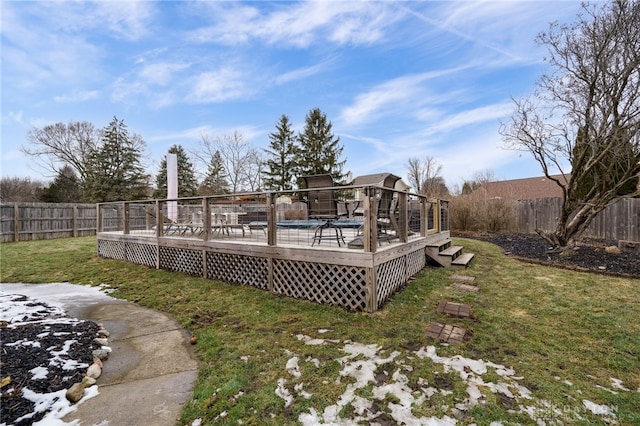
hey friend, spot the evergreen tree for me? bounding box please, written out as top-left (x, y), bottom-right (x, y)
top-left (41, 165), bottom-right (81, 203)
top-left (263, 114), bottom-right (297, 191)
top-left (153, 145), bottom-right (198, 198)
top-left (198, 150), bottom-right (230, 195)
top-left (295, 108), bottom-right (347, 185)
top-left (83, 116), bottom-right (149, 202)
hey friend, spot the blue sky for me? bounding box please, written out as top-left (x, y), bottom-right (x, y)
top-left (1, 0), bottom-right (583, 190)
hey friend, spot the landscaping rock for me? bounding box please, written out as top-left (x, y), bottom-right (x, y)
top-left (82, 376), bottom-right (97, 387)
top-left (97, 328), bottom-right (110, 338)
top-left (93, 337), bottom-right (109, 346)
top-left (92, 348), bottom-right (110, 361)
top-left (86, 363), bottom-right (101, 379)
top-left (605, 246), bottom-right (621, 255)
top-left (92, 356), bottom-right (104, 369)
top-left (65, 382), bottom-right (86, 403)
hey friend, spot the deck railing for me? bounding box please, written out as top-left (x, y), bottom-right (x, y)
top-left (97, 185), bottom-right (446, 253)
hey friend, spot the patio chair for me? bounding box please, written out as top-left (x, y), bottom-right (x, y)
top-left (301, 174), bottom-right (347, 246)
top-left (376, 189), bottom-right (399, 242)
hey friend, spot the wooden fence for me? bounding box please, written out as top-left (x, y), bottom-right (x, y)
top-left (514, 197), bottom-right (639, 242)
top-left (0, 203), bottom-right (97, 243)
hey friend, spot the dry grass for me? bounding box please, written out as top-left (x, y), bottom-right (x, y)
top-left (1, 236), bottom-right (638, 424)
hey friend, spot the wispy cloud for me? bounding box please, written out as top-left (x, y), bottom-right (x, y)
top-left (188, 1), bottom-right (401, 48)
top-left (54, 90), bottom-right (100, 103)
top-left (423, 102), bottom-right (513, 136)
top-left (187, 67), bottom-right (255, 104)
top-left (340, 68), bottom-right (468, 127)
top-left (139, 62), bottom-right (191, 86)
top-left (274, 59), bottom-right (335, 85)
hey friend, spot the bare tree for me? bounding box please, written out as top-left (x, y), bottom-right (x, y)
top-left (501, 0), bottom-right (640, 249)
top-left (0, 177), bottom-right (46, 202)
top-left (406, 156), bottom-right (448, 197)
top-left (197, 131), bottom-right (259, 193)
top-left (244, 149), bottom-right (264, 192)
top-left (460, 169), bottom-right (496, 195)
top-left (22, 121), bottom-right (99, 180)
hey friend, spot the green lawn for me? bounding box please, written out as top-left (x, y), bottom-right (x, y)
top-left (1, 236), bottom-right (638, 425)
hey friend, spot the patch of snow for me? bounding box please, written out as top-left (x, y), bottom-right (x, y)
top-left (595, 384), bottom-right (619, 395)
top-left (294, 383), bottom-right (312, 399)
top-left (275, 378), bottom-right (293, 407)
top-left (285, 356), bottom-right (301, 378)
top-left (609, 378), bottom-right (630, 391)
top-left (296, 334), bottom-right (328, 346)
top-left (30, 366), bottom-right (49, 380)
top-left (15, 385), bottom-right (99, 425)
top-left (582, 400), bottom-right (615, 416)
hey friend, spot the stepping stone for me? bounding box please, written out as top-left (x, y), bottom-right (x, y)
top-left (450, 274), bottom-right (475, 283)
top-left (437, 301), bottom-right (472, 318)
top-left (450, 283), bottom-right (479, 293)
top-left (426, 322), bottom-right (468, 345)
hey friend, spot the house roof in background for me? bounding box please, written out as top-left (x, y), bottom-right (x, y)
top-left (473, 174), bottom-right (569, 200)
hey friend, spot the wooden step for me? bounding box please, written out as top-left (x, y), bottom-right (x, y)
top-left (439, 245), bottom-right (463, 257)
top-left (452, 252), bottom-right (475, 268)
top-left (426, 238), bottom-right (451, 250)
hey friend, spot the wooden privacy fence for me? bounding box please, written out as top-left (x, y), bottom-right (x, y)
top-left (514, 197), bottom-right (639, 242)
top-left (0, 203), bottom-right (97, 243)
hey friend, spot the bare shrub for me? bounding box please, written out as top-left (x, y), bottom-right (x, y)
top-left (450, 196), bottom-right (516, 232)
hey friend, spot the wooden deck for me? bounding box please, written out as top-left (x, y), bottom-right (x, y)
top-left (97, 229), bottom-right (448, 312)
top-left (96, 186), bottom-right (450, 312)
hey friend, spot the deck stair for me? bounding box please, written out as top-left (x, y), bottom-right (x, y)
top-left (425, 238), bottom-right (474, 268)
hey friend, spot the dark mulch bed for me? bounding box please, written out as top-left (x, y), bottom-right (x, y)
top-left (456, 232), bottom-right (640, 278)
top-left (1, 295), bottom-right (101, 425)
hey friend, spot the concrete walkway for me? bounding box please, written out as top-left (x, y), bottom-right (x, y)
top-left (1, 283), bottom-right (199, 426)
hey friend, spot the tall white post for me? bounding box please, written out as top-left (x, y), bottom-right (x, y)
top-left (167, 153), bottom-right (178, 222)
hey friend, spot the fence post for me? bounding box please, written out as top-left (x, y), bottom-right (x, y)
top-left (72, 206), bottom-right (78, 237)
top-left (123, 202), bottom-right (130, 235)
top-left (13, 204), bottom-right (19, 242)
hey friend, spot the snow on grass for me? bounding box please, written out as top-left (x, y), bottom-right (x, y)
top-left (275, 332), bottom-right (625, 425)
top-left (609, 378), bottom-right (630, 391)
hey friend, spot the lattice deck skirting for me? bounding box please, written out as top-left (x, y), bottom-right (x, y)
top-left (97, 233), bottom-right (443, 312)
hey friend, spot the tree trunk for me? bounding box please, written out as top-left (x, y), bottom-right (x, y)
top-left (536, 200), bottom-right (605, 252)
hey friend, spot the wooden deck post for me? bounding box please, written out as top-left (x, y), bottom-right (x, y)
top-left (363, 189), bottom-right (377, 252)
top-left (202, 198), bottom-right (211, 242)
top-left (397, 192), bottom-right (408, 243)
top-left (267, 193), bottom-right (277, 246)
top-left (96, 204), bottom-right (103, 233)
top-left (419, 199), bottom-right (425, 237)
top-left (155, 200), bottom-right (162, 238)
